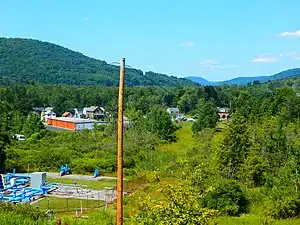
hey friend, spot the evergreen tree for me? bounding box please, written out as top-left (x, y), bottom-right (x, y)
top-left (192, 99), bottom-right (219, 134)
top-left (146, 106), bottom-right (177, 142)
top-left (0, 104), bottom-right (9, 173)
top-left (22, 112), bottom-right (45, 137)
top-left (219, 112), bottom-right (250, 178)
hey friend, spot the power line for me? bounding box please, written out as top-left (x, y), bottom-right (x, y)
top-left (110, 62), bottom-right (173, 94)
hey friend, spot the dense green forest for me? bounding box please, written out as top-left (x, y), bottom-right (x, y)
top-left (0, 38), bottom-right (196, 87)
top-left (2, 80), bottom-right (300, 224)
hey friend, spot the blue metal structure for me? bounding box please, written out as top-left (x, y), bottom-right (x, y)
top-left (60, 164), bottom-right (72, 176)
top-left (0, 175), bottom-right (4, 189)
top-left (94, 169), bottom-right (99, 178)
top-left (0, 169), bottom-right (57, 203)
top-left (0, 183), bottom-right (56, 203)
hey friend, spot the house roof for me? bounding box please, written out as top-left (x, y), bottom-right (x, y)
top-left (44, 107), bottom-right (53, 112)
top-left (74, 108), bottom-right (83, 114)
top-left (83, 106), bottom-right (98, 112)
top-left (167, 107), bottom-right (179, 112)
top-left (44, 111), bottom-right (56, 115)
top-left (217, 107), bottom-right (230, 113)
top-left (62, 112), bottom-right (72, 117)
top-left (84, 106), bottom-right (105, 113)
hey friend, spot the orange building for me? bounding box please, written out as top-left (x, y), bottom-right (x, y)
top-left (47, 117), bottom-right (107, 131)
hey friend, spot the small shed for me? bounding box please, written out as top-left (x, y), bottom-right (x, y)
top-left (62, 112), bottom-right (73, 118)
top-left (31, 172), bottom-right (46, 188)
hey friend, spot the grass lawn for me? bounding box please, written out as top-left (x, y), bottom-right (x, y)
top-left (158, 122), bottom-right (196, 156)
top-left (34, 197), bottom-right (104, 214)
top-left (47, 177), bottom-right (116, 190)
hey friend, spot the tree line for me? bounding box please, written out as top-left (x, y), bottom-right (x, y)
top-left (2, 82), bottom-right (300, 223)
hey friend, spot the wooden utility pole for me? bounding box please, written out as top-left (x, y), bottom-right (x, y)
top-left (117, 58), bottom-right (125, 225)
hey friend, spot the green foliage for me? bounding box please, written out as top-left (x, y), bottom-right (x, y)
top-left (0, 203), bottom-right (46, 222)
top-left (192, 99), bottom-right (219, 133)
top-left (132, 184), bottom-right (217, 224)
top-left (202, 180), bottom-right (249, 216)
top-left (22, 112), bottom-right (45, 137)
top-left (10, 111), bottom-right (24, 134)
top-left (0, 103), bottom-right (10, 173)
top-left (190, 163), bottom-right (215, 189)
top-left (218, 112), bottom-right (250, 178)
top-left (3, 72), bottom-right (300, 224)
top-left (144, 106), bottom-right (178, 142)
top-left (5, 125), bottom-right (163, 174)
top-left (239, 153), bottom-right (267, 187)
top-left (0, 37), bottom-right (196, 87)
top-left (268, 196), bottom-right (300, 219)
top-left (234, 91), bottom-right (254, 119)
top-left (178, 87), bottom-right (204, 113)
top-left (265, 188), bottom-right (300, 219)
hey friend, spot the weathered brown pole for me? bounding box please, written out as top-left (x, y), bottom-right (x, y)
top-left (117, 58), bottom-right (125, 225)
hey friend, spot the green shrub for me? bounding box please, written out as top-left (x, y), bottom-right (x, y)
top-left (0, 203), bottom-right (46, 221)
top-left (124, 168), bottom-right (137, 177)
top-left (202, 180), bottom-right (249, 216)
top-left (266, 194), bottom-right (300, 219)
top-left (239, 154), bottom-right (267, 187)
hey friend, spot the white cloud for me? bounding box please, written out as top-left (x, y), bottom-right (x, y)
top-left (201, 59), bottom-right (217, 65)
top-left (279, 51), bottom-right (300, 60)
top-left (83, 17), bottom-right (89, 21)
top-left (279, 30), bottom-right (300, 37)
top-left (182, 41), bottom-right (194, 47)
top-left (200, 60), bottom-right (237, 69)
top-left (252, 57), bottom-right (278, 63)
top-left (279, 51), bottom-right (297, 57)
top-left (253, 51), bottom-right (300, 62)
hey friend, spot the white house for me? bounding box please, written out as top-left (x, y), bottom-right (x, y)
top-left (41, 107), bottom-right (56, 122)
top-left (74, 108), bottom-right (84, 118)
top-left (82, 106), bottom-right (106, 119)
top-left (167, 107), bottom-right (180, 120)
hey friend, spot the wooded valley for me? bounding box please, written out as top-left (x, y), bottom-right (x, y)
top-left (2, 78), bottom-right (300, 224)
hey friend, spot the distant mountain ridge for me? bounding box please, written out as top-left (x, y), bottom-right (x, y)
top-left (186, 68), bottom-right (300, 85)
top-left (0, 37), bottom-right (196, 87)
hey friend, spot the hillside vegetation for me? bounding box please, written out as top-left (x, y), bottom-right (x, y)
top-left (187, 68), bottom-right (300, 85)
top-left (2, 79), bottom-right (300, 223)
top-left (0, 37), bottom-right (195, 87)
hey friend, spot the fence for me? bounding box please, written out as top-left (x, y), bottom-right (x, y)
top-left (35, 187), bottom-right (115, 215)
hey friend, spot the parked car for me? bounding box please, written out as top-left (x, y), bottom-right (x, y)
top-left (175, 116), bottom-right (187, 122)
top-left (13, 134), bottom-right (25, 141)
top-left (186, 118), bottom-right (196, 122)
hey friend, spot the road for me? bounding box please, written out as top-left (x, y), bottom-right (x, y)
top-left (46, 172), bottom-right (124, 181)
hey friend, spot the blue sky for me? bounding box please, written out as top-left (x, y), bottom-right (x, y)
top-left (1, 0), bottom-right (300, 81)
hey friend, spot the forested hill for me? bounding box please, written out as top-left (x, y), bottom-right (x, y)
top-left (0, 37), bottom-right (196, 87)
top-left (186, 68), bottom-right (300, 85)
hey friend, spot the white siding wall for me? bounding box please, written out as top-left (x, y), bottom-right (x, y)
top-left (76, 122), bottom-right (95, 131)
